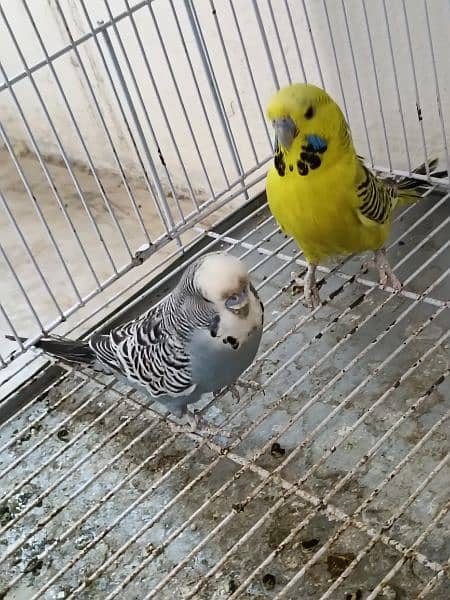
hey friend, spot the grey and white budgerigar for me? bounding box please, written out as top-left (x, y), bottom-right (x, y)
top-left (10, 252), bottom-right (264, 434)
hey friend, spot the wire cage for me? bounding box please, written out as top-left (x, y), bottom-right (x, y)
top-left (0, 1), bottom-right (449, 598)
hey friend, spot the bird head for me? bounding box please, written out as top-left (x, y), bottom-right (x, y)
top-left (193, 252), bottom-right (254, 317)
top-left (267, 83), bottom-right (351, 163)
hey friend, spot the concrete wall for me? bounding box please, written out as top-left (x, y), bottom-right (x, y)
top-left (1, 0), bottom-right (449, 202)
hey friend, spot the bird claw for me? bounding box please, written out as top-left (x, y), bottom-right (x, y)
top-left (305, 284), bottom-right (321, 309)
top-left (228, 384), bottom-right (241, 404)
top-left (234, 380), bottom-right (264, 397)
top-left (290, 270), bottom-right (321, 309)
top-left (290, 272), bottom-right (305, 295)
top-left (186, 410), bottom-right (232, 438)
top-left (364, 249), bottom-right (402, 291)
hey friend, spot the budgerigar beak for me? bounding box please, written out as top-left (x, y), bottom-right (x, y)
top-left (225, 289), bottom-right (249, 312)
top-left (273, 117), bottom-right (297, 151)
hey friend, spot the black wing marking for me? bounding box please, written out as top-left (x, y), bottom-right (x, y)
top-left (89, 309), bottom-right (195, 398)
top-left (89, 295), bottom-right (217, 398)
top-left (356, 165), bottom-right (396, 225)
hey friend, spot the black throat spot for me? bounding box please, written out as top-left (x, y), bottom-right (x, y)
top-left (223, 335), bottom-right (239, 350)
top-left (274, 150), bottom-right (286, 177)
top-left (296, 142), bottom-right (327, 176)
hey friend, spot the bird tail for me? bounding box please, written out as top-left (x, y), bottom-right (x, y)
top-left (5, 334), bottom-right (95, 365)
top-left (396, 158), bottom-right (447, 205)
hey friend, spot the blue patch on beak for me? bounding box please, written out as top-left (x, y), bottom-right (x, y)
top-left (306, 134), bottom-right (327, 153)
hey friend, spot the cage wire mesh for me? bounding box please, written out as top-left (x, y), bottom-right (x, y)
top-left (0, 0), bottom-right (449, 598)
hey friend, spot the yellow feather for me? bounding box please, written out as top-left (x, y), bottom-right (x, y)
top-left (265, 83), bottom-right (427, 265)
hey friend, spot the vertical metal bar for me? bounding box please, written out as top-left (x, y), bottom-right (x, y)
top-left (228, 0), bottom-right (272, 149)
top-left (130, 0), bottom-right (214, 202)
top-left (0, 4), bottom-right (121, 273)
top-left (129, 0), bottom-right (208, 208)
top-left (168, 0), bottom-right (229, 188)
top-left (0, 1), bottom-right (152, 96)
top-left (282, 0), bottom-right (307, 81)
top-left (102, 0), bottom-right (194, 222)
top-left (185, 0), bottom-right (248, 200)
top-left (75, 1), bottom-right (175, 238)
top-left (362, 0), bottom-right (392, 170)
top-left (209, 0), bottom-right (259, 161)
top-left (0, 190), bottom-right (67, 314)
top-left (301, 0), bottom-right (325, 88)
top-left (340, 0), bottom-right (373, 165)
top-left (99, 26), bottom-right (181, 244)
top-left (3, 3), bottom-right (134, 263)
top-left (423, 0), bottom-right (450, 181)
top-left (321, 0), bottom-right (350, 122)
top-left (0, 241), bottom-right (45, 331)
top-left (401, 0), bottom-right (430, 175)
top-left (251, 0), bottom-right (280, 89)
top-left (381, 0), bottom-right (412, 172)
top-left (0, 123), bottom-right (81, 308)
top-left (21, 1), bottom-right (152, 249)
top-left (0, 86), bottom-right (102, 291)
top-left (0, 303), bottom-right (25, 353)
top-left (266, 0), bottom-right (292, 84)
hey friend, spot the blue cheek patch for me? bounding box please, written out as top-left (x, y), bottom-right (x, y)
top-left (306, 134), bottom-right (327, 153)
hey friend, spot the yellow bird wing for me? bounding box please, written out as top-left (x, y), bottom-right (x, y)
top-left (266, 153), bottom-right (390, 264)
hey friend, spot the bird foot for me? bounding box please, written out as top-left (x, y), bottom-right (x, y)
top-left (364, 249), bottom-right (402, 291)
top-left (185, 410), bottom-right (232, 438)
top-left (233, 380), bottom-right (264, 398)
top-left (228, 384), bottom-right (241, 404)
top-left (212, 385), bottom-right (240, 403)
top-left (290, 270), bottom-right (321, 309)
top-left (212, 381), bottom-right (262, 405)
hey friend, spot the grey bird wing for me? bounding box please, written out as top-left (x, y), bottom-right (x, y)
top-left (89, 309), bottom-right (196, 399)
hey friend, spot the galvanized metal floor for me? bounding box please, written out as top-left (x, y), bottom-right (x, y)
top-left (0, 190), bottom-right (449, 599)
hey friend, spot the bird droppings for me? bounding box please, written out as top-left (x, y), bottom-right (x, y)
top-left (300, 537), bottom-right (320, 550)
top-left (145, 543), bottom-right (156, 555)
top-left (270, 442), bottom-right (286, 458)
top-left (326, 553), bottom-right (356, 578)
top-left (381, 584), bottom-right (398, 599)
top-left (57, 427), bottom-right (70, 441)
top-left (24, 557), bottom-right (44, 576)
top-left (345, 590), bottom-right (363, 600)
top-left (262, 573), bottom-right (276, 590)
top-left (224, 578), bottom-right (238, 593)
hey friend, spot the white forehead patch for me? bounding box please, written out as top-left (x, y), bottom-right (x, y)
top-left (194, 253), bottom-right (248, 301)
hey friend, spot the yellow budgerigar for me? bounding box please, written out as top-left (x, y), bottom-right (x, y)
top-left (266, 83), bottom-right (444, 308)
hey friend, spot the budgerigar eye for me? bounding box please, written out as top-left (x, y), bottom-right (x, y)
top-left (304, 106), bottom-right (315, 119)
